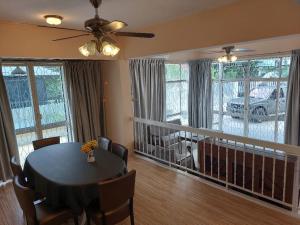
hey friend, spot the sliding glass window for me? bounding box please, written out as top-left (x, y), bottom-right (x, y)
top-left (212, 56), bottom-right (290, 143)
top-left (2, 62), bottom-right (72, 165)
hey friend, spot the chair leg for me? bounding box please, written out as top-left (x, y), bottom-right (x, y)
top-left (86, 215), bottom-right (91, 225)
top-left (129, 199), bottom-right (135, 225)
top-left (73, 216), bottom-right (79, 225)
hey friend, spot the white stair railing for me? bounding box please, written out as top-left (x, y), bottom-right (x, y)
top-left (133, 117), bottom-right (300, 215)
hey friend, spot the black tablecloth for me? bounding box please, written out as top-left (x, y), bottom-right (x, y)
top-left (24, 142), bottom-right (126, 214)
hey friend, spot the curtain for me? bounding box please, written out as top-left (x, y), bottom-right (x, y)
top-left (130, 59), bottom-right (166, 121)
top-left (0, 60), bottom-right (19, 181)
top-left (64, 60), bottom-right (104, 143)
top-left (188, 59), bottom-right (213, 128)
top-left (285, 50), bottom-right (300, 146)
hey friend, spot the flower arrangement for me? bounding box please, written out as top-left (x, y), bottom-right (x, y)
top-left (81, 140), bottom-right (98, 154)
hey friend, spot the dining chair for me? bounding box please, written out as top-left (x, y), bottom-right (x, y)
top-left (13, 175), bottom-right (79, 225)
top-left (32, 136), bottom-right (60, 150)
top-left (111, 143), bottom-right (128, 165)
top-left (10, 156), bottom-right (23, 177)
top-left (98, 136), bottom-right (112, 151)
top-left (86, 170), bottom-right (136, 225)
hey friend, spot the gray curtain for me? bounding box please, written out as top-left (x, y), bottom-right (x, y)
top-left (0, 60), bottom-right (19, 181)
top-left (64, 60), bottom-right (104, 143)
top-left (188, 59), bottom-right (212, 128)
top-left (285, 50), bottom-right (300, 146)
top-left (130, 59), bottom-right (166, 121)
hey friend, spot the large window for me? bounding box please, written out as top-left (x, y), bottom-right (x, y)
top-left (2, 62), bottom-right (72, 164)
top-left (212, 57), bottom-right (290, 143)
top-left (165, 64), bottom-right (189, 124)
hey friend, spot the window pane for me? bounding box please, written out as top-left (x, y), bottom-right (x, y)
top-left (34, 66), bottom-right (66, 125)
top-left (249, 58), bottom-right (281, 78)
top-left (211, 63), bottom-right (219, 80)
top-left (247, 81), bottom-right (280, 142)
top-left (181, 64), bottom-right (189, 80)
top-left (223, 81), bottom-right (244, 136)
top-left (166, 64), bottom-right (181, 81)
top-left (180, 81), bottom-right (188, 124)
top-left (212, 81), bottom-right (219, 111)
top-left (223, 61), bottom-right (248, 79)
top-left (2, 65), bottom-right (37, 165)
top-left (34, 65), bottom-right (71, 143)
top-left (166, 82), bottom-right (181, 117)
top-left (281, 57), bottom-right (291, 78)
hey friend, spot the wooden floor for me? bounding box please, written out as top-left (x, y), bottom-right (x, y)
top-left (1, 154), bottom-right (300, 225)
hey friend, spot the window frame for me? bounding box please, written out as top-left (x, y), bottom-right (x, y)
top-left (212, 56), bottom-right (290, 143)
top-left (165, 63), bottom-right (189, 122)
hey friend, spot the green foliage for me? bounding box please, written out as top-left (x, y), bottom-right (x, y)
top-left (166, 64), bottom-right (181, 81)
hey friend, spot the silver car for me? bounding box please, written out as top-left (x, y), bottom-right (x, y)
top-left (226, 85), bottom-right (287, 122)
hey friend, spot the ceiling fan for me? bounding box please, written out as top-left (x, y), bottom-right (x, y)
top-left (38, 0), bottom-right (155, 56)
top-left (207, 46), bottom-right (254, 63)
top-left (206, 46), bottom-right (254, 55)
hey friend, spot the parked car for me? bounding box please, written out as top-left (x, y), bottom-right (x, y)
top-left (226, 85), bottom-right (287, 122)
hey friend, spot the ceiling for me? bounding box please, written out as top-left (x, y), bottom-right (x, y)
top-left (0, 0), bottom-right (239, 29)
top-left (154, 34), bottom-right (300, 62)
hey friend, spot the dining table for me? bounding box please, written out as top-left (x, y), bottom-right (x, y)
top-left (23, 142), bottom-right (127, 214)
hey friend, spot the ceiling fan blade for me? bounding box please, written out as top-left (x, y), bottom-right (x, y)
top-left (114, 32), bottom-right (155, 38)
top-left (232, 48), bottom-right (255, 53)
top-left (101, 21), bottom-right (128, 32)
top-left (38, 25), bottom-right (90, 33)
top-left (52, 34), bottom-right (91, 41)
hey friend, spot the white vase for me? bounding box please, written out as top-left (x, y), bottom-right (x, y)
top-left (87, 149), bottom-right (95, 163)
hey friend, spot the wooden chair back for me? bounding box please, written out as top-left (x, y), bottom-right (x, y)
top-left (98, 136), bottom-right (112, 151)
top-left (32, 136), bottom-right (60, 150)
top-left (10, 156), bottom-right (22, 177)
top-left (97, 170), bottom-right (136, 224)
top-left (13, 176), bottom-right (36, 225)
top-left (112, 143), bottom-right (128, 165)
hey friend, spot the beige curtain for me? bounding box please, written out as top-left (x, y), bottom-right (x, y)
top-left (64, 60), bottom-right (104, 143)
top-left (0, 60), bottom-right (19, 181)
top-left (285, 50), bottom-right (300, 146)
top-left (130, 59), bottom-right (166, 121)
top-left (188, 59), bottom-right (213, 128)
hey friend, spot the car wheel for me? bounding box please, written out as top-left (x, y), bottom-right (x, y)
top-left (252, 107), bottom-right (266, 123)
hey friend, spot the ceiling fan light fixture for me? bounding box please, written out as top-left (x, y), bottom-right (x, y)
top-left (44, 15), bottom-right (63, 25)
top-left (218, 54), bottom-right (237, 63)
top-left (102, 42), bottom-right (119, 56)
top-left (79, 40), bottom-right (97, 56)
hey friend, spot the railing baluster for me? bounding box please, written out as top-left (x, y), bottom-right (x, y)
top-left (145, 123), bottom-right (148, 155)
top-left (190, 132), bottom-right (193, 170)
top-left (283, 154), bottom-right (287, 202)
top-left (261, 147), bottom-right (265, 195)
top-left (210, 137), bottom-right (213, 177)
top-left (158, 126), bottom-right (161, 160)
top-left (272, 149), bottom-right (276, 199)
top-left (243, 143), bottom-right (246, 189)
top-left (234, 141), bottom-right (237, 185)
top-left (226, 139), bottom-right (228, 189)
top-left (203, 136), bottom-right (206, 175)
top-left (218, 137), bottom-right (220, 180)
top-left (252, 144), bottom-right (255, 192)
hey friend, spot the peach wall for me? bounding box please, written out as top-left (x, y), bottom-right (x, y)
top-left (101, 60), bottom-right (134, 150)
top-left (0, 21), bottom-right (123, 60)
top-left (122, 0), bottom-right (300, 59)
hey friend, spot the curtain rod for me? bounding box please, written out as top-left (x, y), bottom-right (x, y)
top-left (1, 58), bottom-right (103, 62)
top-left (166, 50), bottom-right (292, 64)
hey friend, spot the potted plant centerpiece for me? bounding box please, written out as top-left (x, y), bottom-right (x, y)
top-left (81, 140), bottom-right (98, 163)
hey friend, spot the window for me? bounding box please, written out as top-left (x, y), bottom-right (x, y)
top-left (2, 62), bottom-right (72, 165)
top-left (212, 57), bottom-right (290, 143)
top-left (165, 64), bottom-right (189, 124)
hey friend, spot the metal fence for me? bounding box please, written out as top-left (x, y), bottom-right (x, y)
top-left (133, 117), bottom-right (300, 215)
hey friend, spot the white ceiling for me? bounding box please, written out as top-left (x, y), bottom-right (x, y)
top-left (0, 0), bottom-right (238, 30)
